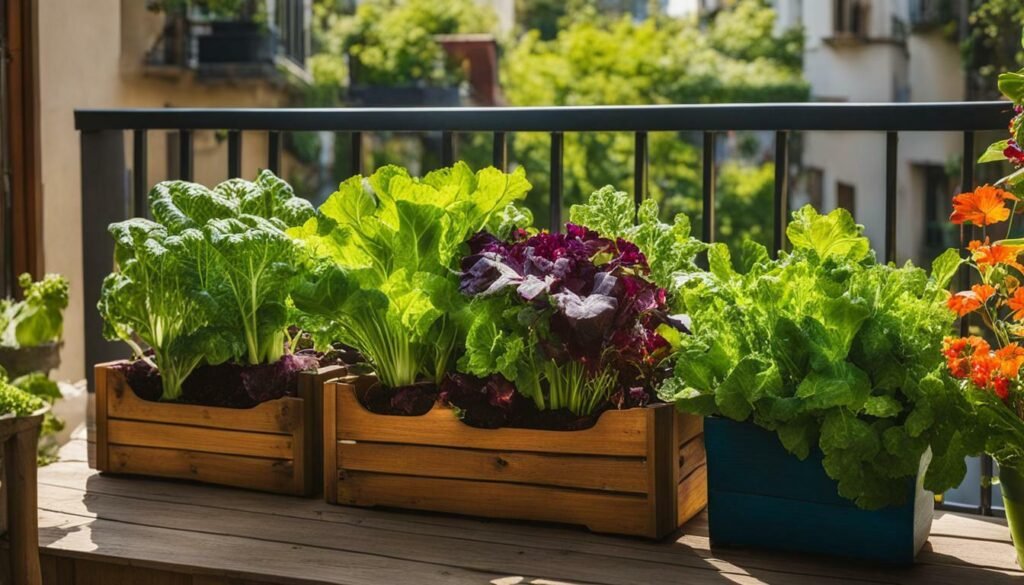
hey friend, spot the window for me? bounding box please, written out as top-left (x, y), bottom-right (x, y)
top-left (837, 182), bottom-right (856, 216)
top-left (804, 167), bottom-right (824, 210)
top-left (834, 0), bottom-right (870, 38)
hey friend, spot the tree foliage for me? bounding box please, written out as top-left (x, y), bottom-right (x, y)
top-left (501, 0), bottom-right (808, 247)
top-left (964, 0), bottom-right (1024, 98)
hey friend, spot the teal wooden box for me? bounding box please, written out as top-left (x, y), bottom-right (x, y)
top-left (704, 416), bottom-right (933, 565)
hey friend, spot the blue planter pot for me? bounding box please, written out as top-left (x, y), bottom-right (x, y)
top-left (704, 416), bottom-right (933, 565)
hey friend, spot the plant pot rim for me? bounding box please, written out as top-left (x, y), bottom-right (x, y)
top-left (101, 359), bottom-right (344, 412)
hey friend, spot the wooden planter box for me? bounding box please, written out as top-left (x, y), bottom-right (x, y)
top-left (705, 416), bottom-right (933, 565)
top-left (93, 361), bottom-right (344, 496)
top-left (1, 406), bottom-right (47, 585)
top-left (323, 374), bottom-right (707, 538)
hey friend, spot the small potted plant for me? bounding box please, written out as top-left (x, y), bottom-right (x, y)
top-left (0, 273), bottom-right (68, 378)
top-left (94, 170), bottom-right (344, 496)
top-left (940, 57), bottom-right (1024, 567)
top-left (298, 167), bottom-right (708, 538)
top-left (662, 206), bottom-right (976, 564)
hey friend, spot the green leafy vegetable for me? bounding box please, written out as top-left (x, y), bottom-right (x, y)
top-left (0, 273), bottom-right (69, 348)
top-left (99, 171), bottom-right (314, 400)
top-left (0, 373), bottom-right (45, 417)
top-left (661, 205), bottom-right (975, 509)
top-left (291, 162), bottom-right (531, 389)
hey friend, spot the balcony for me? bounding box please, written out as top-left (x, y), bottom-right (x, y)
top-left (143, 0), bottom-right (309, 81)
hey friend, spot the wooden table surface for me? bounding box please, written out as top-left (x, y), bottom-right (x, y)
top-left (35, 437), bottom-right (1023, 585)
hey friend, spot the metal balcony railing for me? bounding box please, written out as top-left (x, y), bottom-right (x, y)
top-left (75, 100), bottom-right (1012, 511)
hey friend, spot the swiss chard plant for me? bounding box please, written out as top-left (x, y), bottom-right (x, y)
top-left (457, 187), bottom-right (695, 416)
top-left (290, 162), bottom-right (532, 390)
top-left (661, 205), bottom-right (976, 509)
top-left (0, 273), bottom-right (69, 348)
top-left (99, 171), bottom-right (315, 400)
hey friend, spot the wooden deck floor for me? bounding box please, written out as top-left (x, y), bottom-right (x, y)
top-left (35, 437), bottom-right (1022, 585)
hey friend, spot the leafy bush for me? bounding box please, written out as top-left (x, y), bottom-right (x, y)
top-left (457, 187), bottom-right (697, 416)
top-left (290, 162), bottom-right (531, 389)
top-left (661, 206), bottom-right (975, 509)
top-left (99, 171), bottom-right (314, 400)
top-left (0, 273), bottom-right (69, 348)
top-left (0, 374), bottom-right (45, 417)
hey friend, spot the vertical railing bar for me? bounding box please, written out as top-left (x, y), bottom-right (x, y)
top-left (227, 130), bottom-right (242, 178)
top-left (958, 130), bottom-right (986, 516)
top-left (550, 132), bottom-right (564, 232)
top-left (178, 129), bottom-right (193, 181)
top-left (702, 132), bottom-right (716, 244)
top-left (493, 131), bottom-right (508, 171)
top-left (267, 130), bottom-right (281, 174)
top-left (351, 131), bottom-right (363, 176)
top-left (441, 131), bottom-right (455, 167)
top-left (885, 132), bottom-right (899, 264)
top-left (633, 131), bottom-right (648, 212)
top-left (132, 130), bottom-right (147, 218)
top-left (773, 130), bottom-right (790, 257)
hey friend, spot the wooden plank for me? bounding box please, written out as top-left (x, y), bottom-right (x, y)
top-left (38, 510), bottom-right (500, 585)
top-left (323, 374), bottom-right (339, 504)
top-left (106, 445), bottom-right (298, 495)
top-left (337, 471), bottom-right (653, 537)
top-left (337, 442), bottom-right (648, 494)
top-left (101, 364), bottom-right (301, 435)
top-left (72, 558), bottom-right (192, 585)
top-left (298, 366), bottom-right (344, 499)
top-left (94, 365), bottom-right (109, 471)
top-left (677, 464), bottom-right (708, 527)
top-left (332, 380), bottom-right (648, 457)
top-left (679, 434), bottom-right (706, 481)
top-left (678, 412), bottom-right (703, 447)
top-left (107, 420), bottom-right (294, 459)
top-left (36, 484), bottom-right (861, 585)
top-left (6, 414), bottom-right (43, 585)
top-left (39, 457), bottom-right (1020, 585)
top-left (647, 403), bottom-right (676, 538)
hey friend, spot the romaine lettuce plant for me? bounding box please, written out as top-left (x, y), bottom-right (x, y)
top-left (458, 188), bottom-right (692, 416)
top-left (0, 273), bottom-right (69, 348)
top-left (661, 205), bottom-right (976, 509)
top-left (99, 171), bottom-right (314, 400)
top-left (290, 162), bottom-right (531, 390)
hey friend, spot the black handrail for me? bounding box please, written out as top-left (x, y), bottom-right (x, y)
top-left (76, 101), bottom-right (1013, 516)
top-left (75, 102), bottom-right (1011, 132)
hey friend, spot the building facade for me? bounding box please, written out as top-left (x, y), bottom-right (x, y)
top-left (36, 0), bottom-right (310, 383)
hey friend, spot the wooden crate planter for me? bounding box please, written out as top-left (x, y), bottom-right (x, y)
top-left (0, 406), bottom-right (47, 585)
top-left (323, 374), bottom-right (707, 538)
top-left (93, 361), bottom-right (344, 496)
top-left (705, 416), bottom-right (933, 565)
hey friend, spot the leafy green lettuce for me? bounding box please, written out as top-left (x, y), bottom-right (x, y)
top-left (661, 205), bottom-right (976, 509)
top-left (99, 171), bottom-right (314, 400)
top-left (290, 162), bottom-right (531, 389)
top-left (0, 273), bottom-right (69, 348)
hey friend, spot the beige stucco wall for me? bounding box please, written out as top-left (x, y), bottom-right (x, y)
top-left (39, 0), bottom-right (295, 383)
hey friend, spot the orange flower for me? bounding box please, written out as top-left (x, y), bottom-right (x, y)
top-left (972, 284), bottom-right (997, 302)
top-left (996, 344), bottom-right (1024, 379)
top-left (1009, 288), bottom-right (1024, 321)
top-left (970, 239), bottom-right (1024, 273)
top-left (951, 185), bottom-right (1018, 226)
top-left (947, 291), bottom-right (983, 316)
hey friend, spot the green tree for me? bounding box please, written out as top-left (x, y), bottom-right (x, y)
top-left (964, 0), bottom-right (1024, 98)
top-left (316, 0), bottom-right (496, 86)
top-left (501, 0), bottom-right (808, 247)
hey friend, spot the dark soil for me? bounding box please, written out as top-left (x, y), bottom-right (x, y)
top-left (122, 346), bottom-right (360, 409)
top-left (356, 381), bottom-right (439, 416)
top-left (355, 372), bottom-right (655, 431)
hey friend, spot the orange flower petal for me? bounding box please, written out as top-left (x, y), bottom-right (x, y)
top-left (951, 185), bottom-right (1015, 227)
top-left (972, 284), bottom-right (997, 302)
